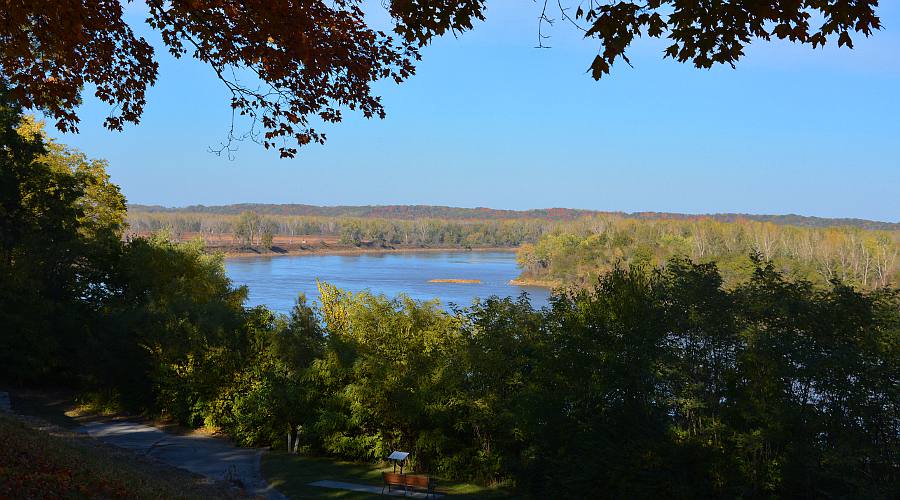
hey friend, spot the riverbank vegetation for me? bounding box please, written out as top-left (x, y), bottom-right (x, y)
top-left (2, 96), bottom-right (898, 498)
top-left (517, 218), bottom-right (899, 291)
top-left (128, 210), bottom-right (554, 250)
top-left (128, 205), bottom-right (898, 256)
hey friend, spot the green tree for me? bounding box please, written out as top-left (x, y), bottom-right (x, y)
top-left (0, 85), bottom-right (127, 384)
top-left (101, 234), bottom-right (248, 415)
top-left (235, 210), bottom-right (261, 247)
top-left (260, 218), bottom-right (277, 249)
top-left (209, 295), bottom-right (325, 448)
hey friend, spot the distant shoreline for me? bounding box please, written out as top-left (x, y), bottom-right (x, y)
top-left (128, 204), bottom-right (900, 231)
top-left (220, 245), bottom-right (519, 259)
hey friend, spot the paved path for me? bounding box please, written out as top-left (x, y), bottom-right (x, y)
top-left (308, 480), bottom-right (440, 498)
top-left (79, 420), bottom-right (285, 499)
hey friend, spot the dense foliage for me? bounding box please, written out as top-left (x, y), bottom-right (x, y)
top-left (2, 99), bottom-right (897, 497)
top-left (272, 262), bottom-right (897, 498)
top-left (0, 90), bottom-right (127, 383)
top-left (517, 217), bottom-right (899, 291)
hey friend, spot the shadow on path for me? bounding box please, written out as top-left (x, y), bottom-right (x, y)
top-left (309, 480), bottom-right (441, 498)
top-left (79, 420), bottom-right (284, 499)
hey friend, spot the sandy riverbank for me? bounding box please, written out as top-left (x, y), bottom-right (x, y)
top-left (220, 245), bottom-right (519, 258)
top-left (128, 231), bottom-right (521, 259)
top-left (507, 277), bottom-right (559, 288)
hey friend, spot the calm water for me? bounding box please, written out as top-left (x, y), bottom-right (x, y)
top-left (225, 251), bottom-right (551, 314)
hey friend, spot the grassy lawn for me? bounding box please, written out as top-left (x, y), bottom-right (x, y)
top-left (263, 452), bottom-right (512, 499)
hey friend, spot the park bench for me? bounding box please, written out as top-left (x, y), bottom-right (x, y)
top-left (381, 472), bottom-right (438, 498)
top-left (382, 472), bottom-right (406, 495)
top-left (404, 474), bottom-right (437, 498)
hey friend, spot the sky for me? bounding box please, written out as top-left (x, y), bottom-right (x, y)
top-left (48, 2), bottom-right (900, 221)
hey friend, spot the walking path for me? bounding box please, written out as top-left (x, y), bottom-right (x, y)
top-left (3, 390), bottom-right (284, 498)
top-left (78, 419), bottom-right (285, 499)
top-left (5, 390), bottom-right (447, 499)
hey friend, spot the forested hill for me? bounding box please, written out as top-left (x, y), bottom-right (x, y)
top-left (129, 204), bottom-right (898, 230)
top-left (130, 204), bottom-right (598, 221)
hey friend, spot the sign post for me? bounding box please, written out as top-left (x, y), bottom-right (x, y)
top-left (387, 451), bottom-right (410, 474)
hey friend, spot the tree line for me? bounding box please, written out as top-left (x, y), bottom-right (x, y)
top-left (130, 203), bottom-right (601, 221)
top-left (129, 209), bottom-right (900, 261)
top-left (2, 95), bottom-right (897, 498)
top-left (130, 204), bottom-right (899, 232)
top-left (516, 217), bottom-right (899, 290)
top-left (128, 210), bottom-right (554, 249)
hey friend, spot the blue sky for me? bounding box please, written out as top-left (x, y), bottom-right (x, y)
top-left (49, 2), bottom-right (899, 221)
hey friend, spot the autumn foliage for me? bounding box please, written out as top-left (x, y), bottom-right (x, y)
top-left (0, 0), bottom-right (882, 156)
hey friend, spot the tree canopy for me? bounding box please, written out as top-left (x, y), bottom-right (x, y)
top-left (0, 1), bottom-right (882, 156)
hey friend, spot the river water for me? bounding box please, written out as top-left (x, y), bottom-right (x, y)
top-left (225, 251), bottom-right (551, 314)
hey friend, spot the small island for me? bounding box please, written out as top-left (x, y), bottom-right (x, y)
top-left (428, 279), bottom-right (481, 284)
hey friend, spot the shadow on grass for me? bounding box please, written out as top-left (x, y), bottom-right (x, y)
top-left (8, 389), bottom-right (82, 429)
top-left (262, 452), bottom-right (512, 499)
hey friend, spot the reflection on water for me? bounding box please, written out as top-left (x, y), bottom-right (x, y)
top-left (225, 251), bottom-right (551, 314)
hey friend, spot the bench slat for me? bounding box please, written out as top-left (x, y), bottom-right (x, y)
top-left (382, 472), bottom-right (436, 497)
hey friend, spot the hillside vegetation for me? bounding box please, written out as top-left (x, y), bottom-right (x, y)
top-left (131, 203), bottom-right (898, 229)
top-left (517, 217), bottom-right (899, 290)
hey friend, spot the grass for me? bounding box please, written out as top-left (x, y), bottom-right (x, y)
top-left (6, 389), bottom-right (82, 429)
top-left (262, 452), bottom-right (512, 499)
top-left (0, 413), bottom-right (239, 499)
top-left (6, 389), bottom-right (509, 498)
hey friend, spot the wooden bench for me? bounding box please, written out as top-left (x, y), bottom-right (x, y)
top-left (382, 472), bottom-right (406, 495)
top-left (381, 472), bottom-right (437, 498)
top-left (404, 474), bottom-right (437, 498)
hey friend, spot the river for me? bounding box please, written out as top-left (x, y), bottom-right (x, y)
top-left (225, 250), bottom-right (551, 314)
